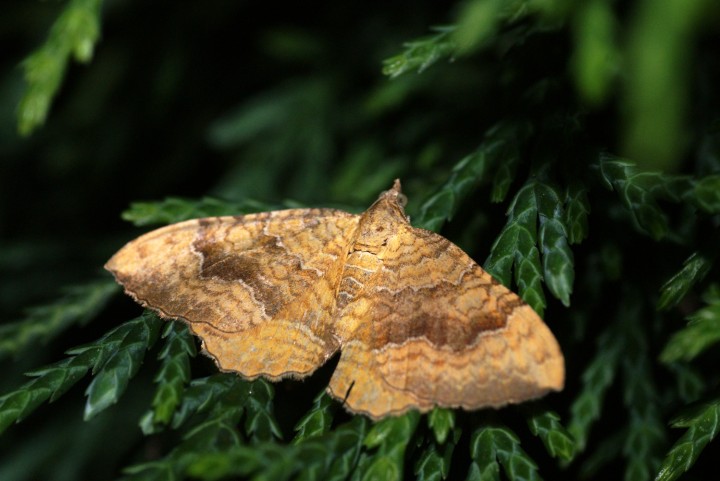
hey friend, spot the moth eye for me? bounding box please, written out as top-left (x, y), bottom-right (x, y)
top-left (397, 193), bottom-right (408, 207)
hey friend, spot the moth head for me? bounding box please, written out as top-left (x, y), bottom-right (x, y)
top-left (356, 180), bottom-right (411, 248)
top-left (375, 178), bottom-right (408, 213)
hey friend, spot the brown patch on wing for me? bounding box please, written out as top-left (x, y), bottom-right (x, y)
top-left (106, 209), bottom-right (360, 379)
top-left (327, 195), bottom-right (564, 419)
top-left (193, 228), bottom-right (290, 317)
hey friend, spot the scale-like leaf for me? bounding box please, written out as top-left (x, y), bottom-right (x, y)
top-left (564, 184), bottom-right (590, 244)
top-left (536, 183), bottom-right (574, 306)
top-left (139, 322), bottom-right (196, 434)
top-left (171, 375), bottom-right (238, 429)
top-left (293, 392), bottom-right (335, 443)
top-left (243, 379), bottom-right (283, 442)
top-left (0, 313), bottom-right (159, 434)
top-left (126, 376), bottom-right (285, 480)
top-left (0, 279), bottom-right (118, 360)
top-left (621, 311), bottom-right (665, 481)
top-left (415, 438), bottom-right (457, 481)
top-left (179, 417), bottom-right (368, 481)
top-left (84, 311), bottom-right (161, 420)
top-left (485, 183), bottom-right (545, 314)
top-left (692, 174), bottom-right (720, 213)
top-left (599, 155), bottom-right (694, 240)
top-left (661, 285), bottom-right (720, 363)
top-left (428, 408), bottom-right (455, 445)
top-left (658, 252), bottom-right (714, 310)
top-left (17, 0), bottom-right (103, 135)
top-left (353, 412), bottom-right (420, 481)
top-left (416, 120), bottom-right (531, 231)
top-left (382, 27), bottom-right (456, 78)
top-left (416, 143), bottom-right (492, 231)
top-left (568, 326), bottom-right (624, 451)
top-left (526, 410), bottom-right (576, 461)
top-left (122, 197), bottom-right (276, 226)
top-left (655, 397), bottom-right (720, 481)
top-left (470, 424), bottom-right (542, 481)
top-left (486, 180), bottom-right (575, 315)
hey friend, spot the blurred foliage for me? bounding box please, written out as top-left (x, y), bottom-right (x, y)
top-left (17, 0), bottom-right (103, 136)
top-left (0, 279), bottom-right (117, 361)
top-left (2, 0), bottom-right (720, 480)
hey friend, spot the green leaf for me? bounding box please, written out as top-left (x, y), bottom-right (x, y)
top-left (180, 417), bottom-right (368, 481)
top-left (0, 278), bottom-right (118, 361)
top-left (416, 425), bottom-right (459, 481)
top-left (356, 412), bottom-right (420, 481)
top-left (84, 312), bottom-right (162, 420)
top-left (363, 412), bottom-right (419, 449)
top-left (666, 363), bottom-right (705, 404)
top-left (577, 431), bottom-right (624, 478)
top-left (293, 391), bottom-right (335, 443)
top-left (526, 409), bottom-right (576, 461)
top-left (243, 379), bottom-right (283, 442)
top-left (620, 310), bottom-right (665, 481)
top-left (169, 373), bottom-right (282, 444)
top-left (415, 449), bottom-right (447, 481)
top-left (470, 424), bottom-right (542, 481)
top-left (622, 0), bottom-right (709, 171)
top-left (660, 285), bottom-right (720, 363)
top-left (570, 0), bottom-right (619, 105)
top-left (181, 449), bottom-right (257, 481)
top-left (692, 174), bottom-right (720, 213)
top-left (18, 48), bottom-right (65, 137)
top-left (323, 417), bottom-right (369, 481)
top-left (564, 184), bottom-right (591, 244)
top-left (568, 326), bottom-right (624, 451)
top-left (465, 460), bottom-right (497, 481)
top-left (599, 155), bottom-right (693, 239)
top-left (171, 374), bottom-right (242, 429)
top-left (624, 410), bottom-right (665, 481)
top-left (536, 183), bottom-right (575, 306)
top-left (382, 1), bottom-right (534, 78)
top-left (208, 84), bottom-right (311, 148)
top-left (0, 313), bottom-right (156, 435)
top-left (125, 377), bottom-right (254, 481)
top-left (487, 121), bottom-right (531, 205)
top-left (412, 120), bottom-right (532, 232)
top-left (180, 381), bottom-right (250, 449)
top-left (428, 408), bottom-right (455, 445)
top-left (655, 396), bottom-right (720, 481)
top-left (490, 147), bottom-right (520, 203)
top-left (415, 127), bottom-right (504, 231)
top-left (486, 179), bottom-right (576, 315)
top-left (453, 0), bottom-right (504, 54)
top-left (485, 183), bottom-right (542, 313)
top-left (382, 27), bottom-right (457, 78)
top-left (139, 322), bottom-right (196, 434)
top-left (17, 0), bottom-right (103, 135)
top-left (0, 358), bottom-right (85, 434)
top-left (121, 197), bottom-right (277, 226)
top-left (415, 439), bottom-right (457, 481)
top-left (658, 252), bottom-right (714, 310)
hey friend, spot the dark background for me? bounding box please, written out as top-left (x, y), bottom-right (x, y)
top-left (1, 1), bottom-right (475, 317)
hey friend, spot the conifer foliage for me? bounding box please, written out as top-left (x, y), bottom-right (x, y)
top-left (1, 1), bottom-right (719, 480)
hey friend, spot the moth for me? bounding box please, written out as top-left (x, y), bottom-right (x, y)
top-left (106, 180), bottom-right (564, 419)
